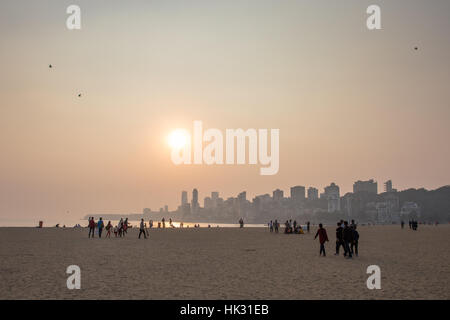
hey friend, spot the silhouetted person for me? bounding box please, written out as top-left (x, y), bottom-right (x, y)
top-left (123, 218), bottom-right (128, 236)
top-left (138, 219), bottom-right (147, 239)
top-left (118, 218), bottom-right (123, 237)
top-left (401, 221), bottom-right (405, 229)
top-left (314, 223), bottom-right (329, 256)
top-left (88, 217), bottom-right (95, 238)
top-left (351, 225), bottom-right (359, 257)
top-left (274, 219), bottom-right (279, 233)
top-left (335, 222), bottom-right (344, 255)
top-left (343, 221), bottom-right (353, 258)
top-left (97, 217), bottom-right (104, 238)
top-left (105, 221), bottom-right (112, 238)
top-left (307, 221), bottom-right (310, 233)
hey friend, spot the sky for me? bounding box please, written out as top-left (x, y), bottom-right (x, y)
top-left (1, 0), bottom-right (449, 225)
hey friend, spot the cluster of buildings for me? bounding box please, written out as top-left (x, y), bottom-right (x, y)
top-left (168, 179), bottom-right (420, 224)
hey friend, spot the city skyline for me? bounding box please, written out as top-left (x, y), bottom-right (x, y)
top-left (84, 178), bottom-right (450, 227)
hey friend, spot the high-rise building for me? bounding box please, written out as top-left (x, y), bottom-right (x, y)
top-left (211, 191), bottom-right (219, 208)
top-left (204, 196), bottom-right (212, 209)
top-left (307, 187), bottom-right (319, 200)
top-left (324, 182), bottom-right (340, 212)
top-left (181, 191), bottom-right (188, 206)
top-left (290, 186), bottom-right (305, 202)
top-left (273, 189), bottom-right (284, 201)
top-left (353, 179), bottom-right (378, 194)
top-left (191, 188), bottom-right (199, 214)
top-left (384, 180), bottom-right (393, 193)
top-left (238, 191), bottom-right (247, 203)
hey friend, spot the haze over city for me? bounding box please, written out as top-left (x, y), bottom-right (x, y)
top-left (1, 0), bottom-right (450, 225)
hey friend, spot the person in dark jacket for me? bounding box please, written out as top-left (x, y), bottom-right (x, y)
top-left (335, 222), bottom-right (344, 255)
top-left (88, 217), bottom-right (95, 238)
top-left (342, 221), bottom-right (353, 258)
top-left (351, 225), bottom-right (359, 257)
top-left (314, 223), bottom-right (329, 256)
top-left (138, 218), bottom-right (147, 239)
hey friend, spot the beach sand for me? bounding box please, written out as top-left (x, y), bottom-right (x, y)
top-left (0, 225), bottom-right (449, 299)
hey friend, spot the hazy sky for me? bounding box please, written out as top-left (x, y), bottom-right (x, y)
top-left (1, 0), bottom-right (449, 225)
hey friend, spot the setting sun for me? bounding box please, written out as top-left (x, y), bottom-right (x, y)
top-left (168, 129), bottom-right (190, 149)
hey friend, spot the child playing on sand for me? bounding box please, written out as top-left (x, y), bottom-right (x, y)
top-left (314, 223), bottom-right (329, 257)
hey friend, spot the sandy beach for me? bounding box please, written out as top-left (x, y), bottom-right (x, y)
top-left (0, 225), bottom-right (449, 300)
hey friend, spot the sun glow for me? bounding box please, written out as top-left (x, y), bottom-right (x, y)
top-left (168, 129), bottom-right (190, 149)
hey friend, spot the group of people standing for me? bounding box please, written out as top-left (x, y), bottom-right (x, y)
top-left (87, 217), bottom-right (129, 238)
top-left (314, 220), bottom-right (359, 258)
top-left (87, 217), bottom-right (185, 239)
top-left (408, 220), bottom-right (419, 230)
top-left (268, 220), bottom-right (311, 234)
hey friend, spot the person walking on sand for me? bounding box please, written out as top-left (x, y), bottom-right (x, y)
top-left (351, 225), bottom-right (359, 257)
top-left (162, 217), bottom-right (166, 228)
top-left (401, 220), bottom-right (405, 229)
top-left (274, 219), bottom-right (279, 233)
top-left (343, 221), bottom-right (353, 258)
top-left (138, 218), bottom-right (147, 239)
top-left (314, 223), bottom-right (329, 256)
top-left (88, 217), bottom-right (96, 238)
top-left (105, 221), bottom-right (112, 238)
top-left (307, 221), bottom-right (310, 233)
top-left (123, 218), bottom-right (128, 236)
top-left (335, 222), bottom-right (344, 255)
top-left (118, 218), bottom-right (123, 237)
top-left (269, 220), bottom-right (273, 232)
top-left (97, 217), bottom-right (104, 238)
